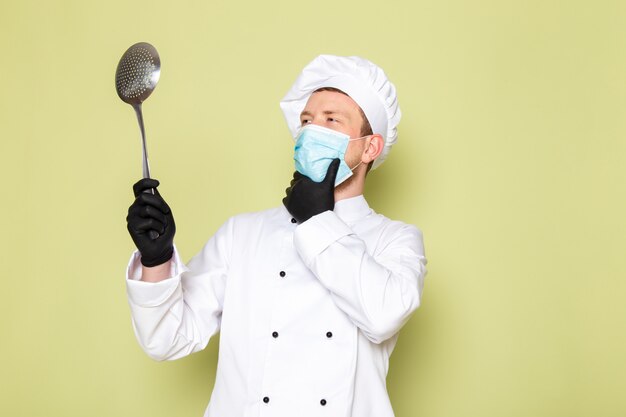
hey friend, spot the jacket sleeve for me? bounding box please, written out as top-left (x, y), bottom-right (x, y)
top-left (125, 218), bottom-right (233, 361)
top-left (293, 210), bottom-right (427, 344)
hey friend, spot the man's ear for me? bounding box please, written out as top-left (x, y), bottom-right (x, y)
top-left (362, 134), bottom-right (385, 163)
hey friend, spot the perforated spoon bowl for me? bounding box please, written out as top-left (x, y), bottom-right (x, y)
top-left (115, 42), bottom-right (161, 179)
top-left (116, 42), bottom-right (161, 239)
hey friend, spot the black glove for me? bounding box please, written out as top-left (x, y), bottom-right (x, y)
top-left (126, 178), bottom-right (176, 267)
top-left (282, 159), bottom-right (340, 224)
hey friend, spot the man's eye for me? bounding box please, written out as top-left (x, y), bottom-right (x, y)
top-left (301, 119), bottom-right (311, 125)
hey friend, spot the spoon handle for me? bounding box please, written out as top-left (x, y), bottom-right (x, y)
top-left (133, 103), bottom-right (159, 240)
top-left (133, 103), bottom-right (151, 179)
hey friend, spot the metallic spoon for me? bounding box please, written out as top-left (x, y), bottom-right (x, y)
top-left (115, 42), bottom-right (161, 239)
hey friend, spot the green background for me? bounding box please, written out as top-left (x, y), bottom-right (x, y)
top-left (1, 0), bottom-right (625, 416)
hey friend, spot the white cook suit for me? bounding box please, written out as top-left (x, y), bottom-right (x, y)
top-left (126, 195), bottom-right (427, 417)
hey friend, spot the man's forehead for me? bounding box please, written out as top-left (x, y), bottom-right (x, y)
top-left (301, 90), bottom-right (361, 114)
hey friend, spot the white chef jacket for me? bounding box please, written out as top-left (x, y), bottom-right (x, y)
top-left (126, 195), bottom-right (427, 417)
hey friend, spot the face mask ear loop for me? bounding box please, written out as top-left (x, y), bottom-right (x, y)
top-left (347, 135), bottom-right (372, 172)
top-left (350, 160), bottom-right (363, 172)
top-left (348, 134), bottom-right (371, 142)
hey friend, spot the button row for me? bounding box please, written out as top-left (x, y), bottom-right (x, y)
top-left (270, 331), bottom-right (333, 338)
top-left (262, 397), bottom-right (327, 406)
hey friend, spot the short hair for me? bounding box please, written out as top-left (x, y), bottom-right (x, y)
top-left (312, 87), bottom-right (374, 137)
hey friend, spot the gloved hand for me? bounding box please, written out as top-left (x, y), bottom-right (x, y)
top-left (126, 178), bottom-right (176, 267)
top-left (282, 158), bottom-right (340, 224)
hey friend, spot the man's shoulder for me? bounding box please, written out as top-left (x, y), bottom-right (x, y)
top-left (366, 210), bottom-right (424, 241)
top-left (225, 205), bottom-right (289, 229)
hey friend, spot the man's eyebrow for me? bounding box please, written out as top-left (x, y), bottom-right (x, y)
top-left (300, 110), bottom-right (351, 118)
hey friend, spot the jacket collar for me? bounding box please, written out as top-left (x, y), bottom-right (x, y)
top-left (334, 195), bottom-right (373, 223)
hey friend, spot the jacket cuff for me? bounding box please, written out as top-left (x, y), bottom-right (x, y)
top-left (125, 245), bottom-right (187, 307)
top-left (293, 210), bottom-right (353, 266)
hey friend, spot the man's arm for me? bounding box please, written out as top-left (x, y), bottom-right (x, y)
top-left (126, 219), bottom-right (231, 361)
top-left (294, 212), bottom-right (426, 344)
top-left (125, 178), bottom-right (231, 360)
top-left (282, 160), bottom-right (426, 343)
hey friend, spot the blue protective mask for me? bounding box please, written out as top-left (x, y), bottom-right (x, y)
top-left (293, 124), bottom-right (367, 186)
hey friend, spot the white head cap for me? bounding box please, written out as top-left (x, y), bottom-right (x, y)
top-left (280, 54), bottom-right (401, 170)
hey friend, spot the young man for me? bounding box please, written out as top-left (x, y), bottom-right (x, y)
top-left (125, 54), bottom-right (427, 417)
